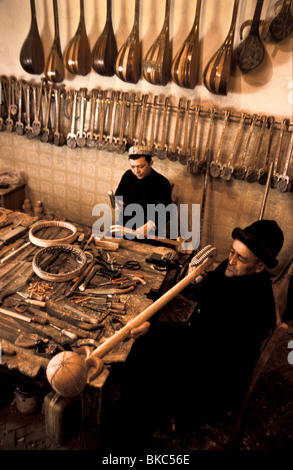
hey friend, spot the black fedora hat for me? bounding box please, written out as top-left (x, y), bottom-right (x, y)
top-left (232, 220), bottom-right (284, 268)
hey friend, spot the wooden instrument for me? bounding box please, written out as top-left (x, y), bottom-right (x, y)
top-left (221, 112), bottom-right (248, 181)
top-left (64, 0), bottom-right (91, 76)
top-left (258, 116), bottom-right (275, 185)
top-left (76, 88), bottom-right (88, 148)
top-left (86, 89), bottom-right (99, 148)
top-left (233, 114), bottom-right (258, 180)
top-left (96, 90), bottom-right (107, 150)
top-left (47, 245), bottom-right (217, 396)
top-left (271, 118), bottom-right (290, 188)
top-left (187, 105), bottom-right (200, 174)
top-left (269, 0), bottom-right (293, 42)
top-left (142, 0), bottom-right (171, 86)
top-left (179, 100), bottom-right (191, 165)
top-left (66, 89), bottom-right (78, 149)
top-left (198, 107), bottom-right (216, 174)
top-left (116, 92), bottom-right (128, 154)
top-left (168, 98), bottom-right (184, 162)
top-left (20, 0), bottom-right (44, 74)
top-left (245, 115), bottom-right (267, 183)
top-left (115, 0), bottom-right (141, 84)
top-left (105, 91), bottom-right (119, 152)
top-left (149, 95), bottom-right (158, 154)
top-left (154, 96), bottom-right (169, 160)
top-left (171, 0), bottom-right (202, 89)
top-left (276, 128), bottom-right (293, 193)
top-left (203, 0), bottom-right (239, 95)
top-left (40, 83), bottom-right (54, 143)
top-left (210, 110), bottom-right (230, 178)
top-left (44, 0), bottom-right (64, 83)
top-left (235, 0), bottom-right (265, 73)
top-left (91, 0), bottom-right (117, 76)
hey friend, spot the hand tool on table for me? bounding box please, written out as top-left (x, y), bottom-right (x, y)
top-left (64, 0), bottom-right (91, 76)
top-left (203, 0), bottom-right (239, 95)
top-left (45, 305), bottom-right (103, 334)
top-left (0, 289), bottom-right (45, 307)
top-left (63, 303), bottom-right (103, 325)
top-left (47, 245), bottom-right (217, 397)
top-left (0, 306), bottom-right (48, 325)
top-left (19, 0), bottom-right (44, 74)
top-left (0, 319), bottom-right (43, 349)
top-left (115, 0), bottom-right (140, 84)
top-left (84, 285), bottom-right (136, 295)
top-left (142, 0), bottom-right (171, 86)
top-left (91, 0), bottom-right (117, 76)
top-left (171, 0), bottom-right (201, 89)
top-left (44, 0), bottom-right (64, 83)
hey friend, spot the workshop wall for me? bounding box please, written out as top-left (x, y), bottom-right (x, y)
top-left (0, 0), bottom-right (292, 272)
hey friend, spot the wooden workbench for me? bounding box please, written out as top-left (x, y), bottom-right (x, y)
top-left (0, 208), bottom-right (176, 447)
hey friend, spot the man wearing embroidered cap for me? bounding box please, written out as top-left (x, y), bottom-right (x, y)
top-left (110, 145), bottom-right (172, 239)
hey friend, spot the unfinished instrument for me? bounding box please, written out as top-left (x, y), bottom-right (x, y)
top-left (153, 96), bottom-right (169, 160)
top-left (64, 0), bottom-right (91, 76)
top-left (187, 105), bottom-right (200, 174)
top-left (115, 0), bottom-right (141, 84)
top-left (44, 0), bottom-right (64, 83)
top-left (233, 114), bottom-right (258, 180)
top-left (171, 0), bottom-right (202, 89)
top-left (257, 116), bottom-right (275, 185)
top-left (245, 115), bottom-right (268, 183)
top-left (142, 0), bottom-right (171, 86)
top-left (210, 110), bottom-right (230, 178)
top-left (235, 0), bottom-right (265, 73)
top-left (276, 129), bottom-right (293, 193)
top-left (46, 245), bottom-right (217, 397)
top-left (20, 0), bottom-right (44, 74)
top-left (221, 112), bottom-right (248, 181)
top-left (271, 118), bottom-right (290, 188)
top-left (179, 100), bottom-right (191, 165)
top-left (203, 0), bottom-right (239, 95)
top-left (91, 0), bottom-right (117, 76)
top-left (168, 98), bottom-right (184, 162)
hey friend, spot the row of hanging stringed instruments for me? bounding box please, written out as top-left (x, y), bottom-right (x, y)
top-left (20, 0), bottom-right (293, 94)
top-left (1, 75), bottom-right (292, 192)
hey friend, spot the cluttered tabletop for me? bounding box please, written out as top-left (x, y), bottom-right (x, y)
top-left (0, 207), bottom-right (172, 390)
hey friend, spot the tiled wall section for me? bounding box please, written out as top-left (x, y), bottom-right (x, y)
top-left (0, 129), bottom-right (292, 276)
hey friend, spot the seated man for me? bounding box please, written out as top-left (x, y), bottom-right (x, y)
top-left (110, 145), bottom-right (173, 240)
top-left (100, 219), bottom-right (284, 451)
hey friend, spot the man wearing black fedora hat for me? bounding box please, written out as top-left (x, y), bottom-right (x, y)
top-left (110, 145), bottom-right (172, 239)
top-left (100, 219), bottom-right (285, 450)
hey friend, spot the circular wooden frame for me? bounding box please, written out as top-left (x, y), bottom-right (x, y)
top-left (29, 220), bottom-right (77, 247)
top-left (32, 244), bottom-right (87, 282)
